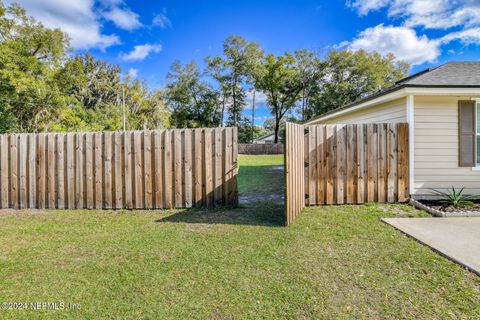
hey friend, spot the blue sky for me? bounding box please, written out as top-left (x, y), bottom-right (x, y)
top-left (7, 0), bottom-right (480, 125)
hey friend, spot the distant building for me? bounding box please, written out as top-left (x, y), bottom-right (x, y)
top-left (253, 132), bottom-right (275, 144)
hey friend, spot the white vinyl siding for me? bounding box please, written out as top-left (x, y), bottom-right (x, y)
top-left (319, 98), bottom-right (407, 124)
top-left (413, 96), bottom-right (480, 196)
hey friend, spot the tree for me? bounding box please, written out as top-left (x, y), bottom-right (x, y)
top-left (294, 50), bottom-right (326, 121)
top-left (254, 53), bottom-right (303, 143)
top-left (0, 2), bottom-right (70, 132)
top-left (236, 117), bottom-right (268, 143)
top-left (62, 53), bottom-right (122, 111)
top-left (206, 35), bottom-right (263, 126)
top-left (204, 56), bottom-right (230, 127)
top-left (165, 61), bottom-right (220, 128)
top-left (55, 54), bottom-right (169, 132)
top-left (307, 50), bottom-right (409, 118)
top-left (123, 80), bottom-right (170, 130)
top-left (264, 117), bottom-right (287, 132)
top-left (0, 2), bottom-right (170, 133)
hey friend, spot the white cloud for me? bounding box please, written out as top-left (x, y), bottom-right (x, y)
top-left (441, 27), bottom-right (480, 46)
top-left (332, 40), bottom-right (350, 50)
top-left (344, 0), bottom-right (480, 65)
top-left (120, 44), bottom-right (162, 61)
top-left (392, 0), bottom-right (480, 30)
top-left (103, 6), bottom-right (142, 30)
top-left (153, 9), bottom-right (172, 29)
top-left (244, 91), bottom-right (268, 109)
top-left (127, 68), bottom-right (138, 79)
top-left (349, 24), bottom-right (441, 65)
top-left (349, 0), bottom-right (480, 30)
top-left (254, 116), bottom-right (269, 123)
top-left (5, 0), bottom-right (120, 50)
top-left (347, 0), bottom-right (390, 16)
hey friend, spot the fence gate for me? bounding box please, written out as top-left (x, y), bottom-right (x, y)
top-left (285, 122), bottom-right (409, 225)
top-left (284, 123), bottom-right (306, 225)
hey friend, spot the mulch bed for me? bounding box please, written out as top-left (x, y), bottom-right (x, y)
top-left (417, 199), bottom-right (480, 213)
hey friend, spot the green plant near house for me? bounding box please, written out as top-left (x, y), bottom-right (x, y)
top-left (430, 187), bottom-right (479, 207)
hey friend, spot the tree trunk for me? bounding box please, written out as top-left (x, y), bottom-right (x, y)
top-left (274, 120), bottom-right (280, 144)
top-left (232, 76), bottom-right (237, 126)
top-left (221, 98), bottom-right (226, 127)
top-left (302, 93), bottom-right (305, 122)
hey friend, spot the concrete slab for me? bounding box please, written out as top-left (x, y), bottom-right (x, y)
top-left (382, 217), bottom-right (480, 276)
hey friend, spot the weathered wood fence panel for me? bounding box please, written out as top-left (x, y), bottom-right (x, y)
top-left (305, 123), bottom-right (409, 205)
top-left (238, 143), bottom-right (284, 155)
top-left (285, 122), bottom-right (409, 225)
top-left (284, 123), bottom-right (305, 225)
top-left (0, 128), bottom-right (238, 209)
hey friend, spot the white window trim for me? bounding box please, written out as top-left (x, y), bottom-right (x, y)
top-left (471, 98), bottom-right (480, 171)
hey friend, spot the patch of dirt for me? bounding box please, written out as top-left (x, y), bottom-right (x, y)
top-left (0, 209), bottom-right (48, 217)
top-left (418, 199), bottom-right (480, 213)
top-left (377, 205), bottom-right (420, 216)
top-left (239, 191), bottom-right (284, 204)
top-left (269, 166), bottom-right (284, 172)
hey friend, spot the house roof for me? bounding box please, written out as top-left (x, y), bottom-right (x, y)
top-left (306, 61), bottom-right (480, 124)
top-left (401, 62), bottom-right (480, 87)
top-left (254, 132), bottom-right (275, 141)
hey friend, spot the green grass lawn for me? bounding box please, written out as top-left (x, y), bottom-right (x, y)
top-left (0, 155), bottom-right (479, 319)
top-left (238, 154), bottom-right (284, 195)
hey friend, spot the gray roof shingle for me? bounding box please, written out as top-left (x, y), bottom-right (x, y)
top-left (400, 62), bottom-right (480, 87)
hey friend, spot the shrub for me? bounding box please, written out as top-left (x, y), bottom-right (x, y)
top-left (431, 187), bottom-right (479, 208)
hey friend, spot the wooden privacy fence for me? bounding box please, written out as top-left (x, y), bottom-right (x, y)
top-left (238, 143), bottom-right (284, 155)
top-left (284, 123), bottom-right (305, 225)
top-left (285, 122), bottom-right (409, 225)
top-left (0, 128), bottom-right (238, 209)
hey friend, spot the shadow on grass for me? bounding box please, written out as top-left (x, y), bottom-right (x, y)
top-left (156, 201), bottom-right (285, 227)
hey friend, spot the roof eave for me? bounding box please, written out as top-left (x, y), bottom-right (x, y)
top-left (305, 85), bottom-right (480, 125)
top-left (305, 86), bottom-right (407, 124)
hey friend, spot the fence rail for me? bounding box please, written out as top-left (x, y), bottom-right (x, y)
top-left (238, 143), bottom-right (284, 155)
top-left (0, 128), bottom-right (238, 209)
top-left (285, 122), bottom-right (409, 225)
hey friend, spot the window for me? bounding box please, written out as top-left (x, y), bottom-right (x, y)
top-left (477, 102), bottom-right (480, 166)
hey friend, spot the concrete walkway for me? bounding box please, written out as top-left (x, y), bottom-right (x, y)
top-left (383, 217), bottom-right (480, 276)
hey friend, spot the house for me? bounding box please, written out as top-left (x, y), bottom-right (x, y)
top-left (253, 132), bottom-right (276, 144)
top-left (306, 62), bottom-right (480, 198)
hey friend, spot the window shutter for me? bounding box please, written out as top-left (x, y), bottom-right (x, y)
top-left (458, 100), bottom-right (476, 167)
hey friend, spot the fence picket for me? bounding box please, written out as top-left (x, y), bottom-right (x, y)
top-left (66, 133), bottom-right (75, 209)
top-left (194, 129), bottom-right (203, 206)
top-left (28, 134), bottom-right (37, 208)
top-left (184, 129), bottom-right (193, 208)
top-left (346, 125), bottom-right (357, 204)
top-left (37, 134), bottom-right (46, 208)
top-left (144, 131), bottom-right (153, 209)
top-left (163, 130), bottom-right (173, 208)
top-left (56, 134), bottom-right (65, 209)
top-left (173, 130), bottom-right (182, 207)
top-left (124, 132), bottom-right (133, 209)
top-left (18, 134), bottom-right (27, 209)
top-left (93, 133), bottom-right (103, 209)
top-left (153, 130), bottom-right (163, 208)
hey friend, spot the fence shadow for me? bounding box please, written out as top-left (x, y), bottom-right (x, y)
top-left (155, 201), bottom-right (285, 227)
